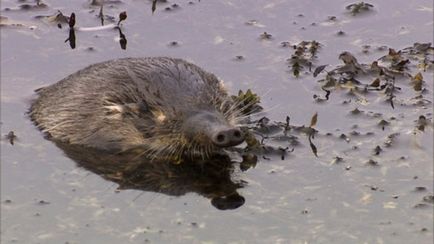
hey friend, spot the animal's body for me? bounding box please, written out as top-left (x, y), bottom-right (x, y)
top-left (30, 57), bottom-right (248, 159)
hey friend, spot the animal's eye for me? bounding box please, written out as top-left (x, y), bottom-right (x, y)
top-left (137, 101), bottom-right (148, 112)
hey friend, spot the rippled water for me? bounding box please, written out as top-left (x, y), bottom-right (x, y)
top-left (1, 0), bottom-right (433, 243)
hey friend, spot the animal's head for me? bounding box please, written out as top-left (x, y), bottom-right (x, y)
top-left (141, 93), bottom-right (260, 160)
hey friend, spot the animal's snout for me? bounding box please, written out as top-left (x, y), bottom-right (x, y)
top-left (211, 128), bottom-right (244, 147)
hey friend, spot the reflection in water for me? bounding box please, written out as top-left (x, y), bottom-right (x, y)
top-left (63, 12), bottom-right (128, 50)
top-left (55, 142), bottom-right (246, 210)
top-left (65, 28), bottom-right (76, 49)
top-left (64, 12), bottom-right (76, 49)
top-left (64, 26), bottom-right (128, 50)
top-left (117, 27), bottom-right (127, 50)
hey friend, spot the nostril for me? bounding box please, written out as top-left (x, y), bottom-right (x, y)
top-left (216, 134), bottom-right (226, 143)
top-left (212, 129), bottom-right (244, 147)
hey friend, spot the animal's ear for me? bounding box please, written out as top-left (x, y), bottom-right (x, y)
top-left (125, 101), bottom-right (149, 113)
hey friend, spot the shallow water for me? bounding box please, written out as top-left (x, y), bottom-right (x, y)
top-left (1, 0), bottom-right (433, 243)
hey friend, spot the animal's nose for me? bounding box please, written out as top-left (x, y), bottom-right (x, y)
top-left (211, 128), bottom-right (244, 147)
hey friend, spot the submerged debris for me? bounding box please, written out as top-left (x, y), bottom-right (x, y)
top-left (345, 2), bottom-right (374, 15)
top-left (330, 156), bottom-right (344, 164)
top-left (384, 133), bottom-right (400, 147)
top-left (378, 119), bottom-right (390, 130)
top-left (151, 0), bottom-right (157, 13)
top-left (422, 194), bottom-right (434, 204)
top-left (5, 131), bottom-right (17, 145)
top-left (415, 115), bottom-right (430, 132)
top-left (4, 0), bottom-right (48, 11)
top-left (373, 145), bottom-right (382, 155)
top-left (259, 32), bottom-right (273, 40)
top-left (366, 159), bottom-right (379, 167)
top-left (413, 186), bottom-right (427, 192)
top-left (90, 0), bottom-right (123, 6)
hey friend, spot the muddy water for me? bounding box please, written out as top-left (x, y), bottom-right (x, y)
top-left (1, 0), bottom-right (433, 243)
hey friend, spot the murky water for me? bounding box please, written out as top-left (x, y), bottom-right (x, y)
top-left (1, 0), bottom-right (433, 243)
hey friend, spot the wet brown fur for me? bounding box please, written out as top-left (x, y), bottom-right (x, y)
top-left (30, 57), bottom-right (253, 159)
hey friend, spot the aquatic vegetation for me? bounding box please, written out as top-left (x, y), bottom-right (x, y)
top-left (259, 31), bottom-right (273, 40)
top-left (313, 43), bottom-right (433, 108)
top-left (231, 89), bottom-right (263, 115)
top-left (3, 131), bottom-right (17, 145)
top-left (346, 2), bottom-right (374, 16)
top-left (287, 40), bottom-right (321, 77)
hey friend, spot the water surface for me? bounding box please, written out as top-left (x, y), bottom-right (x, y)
top-left (1, 0), bottom-right (433, 243)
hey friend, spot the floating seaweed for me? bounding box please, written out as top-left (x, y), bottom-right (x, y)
top-left (3, 0), bottom-right (48, 12)
top-left (314, 43), bottom-right (433, 108)
top-left (240, 111), bottom-right (319, 158)
top-left (345, 2), bottom-right (374, 16)
top-left (415, 115), bottom-right (432, 132)
top-left (231, 89), bottom-right (263, 115)
top-left (118, 11), bottom-right (127, 25)
top-left (4, 131), bottom-right (17, 145)
top-left (287, 41), bottom-right (321, 77)
top-left (149, 0), bottom-right (197, 13)
top-left (259, 32), bottom-right (273, 40)
top-left (34, 10), bottom-right (69, 27)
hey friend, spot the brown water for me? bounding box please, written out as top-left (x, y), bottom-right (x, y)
top-left (1, 0), bottom-right (433, 243)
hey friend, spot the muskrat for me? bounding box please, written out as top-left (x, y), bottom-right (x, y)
top-left (30, 57), bottom-right (257, 159)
